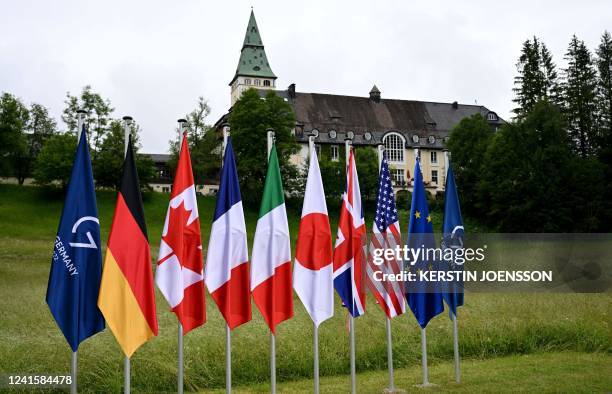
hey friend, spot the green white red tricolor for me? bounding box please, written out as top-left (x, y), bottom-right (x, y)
top-left (250, 145), bottom-right (294, 333)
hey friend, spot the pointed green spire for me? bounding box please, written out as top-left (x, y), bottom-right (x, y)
top-left (243, 10), bottom-right (263, 47)
top-left (230, 10), bottom-right (277, 85)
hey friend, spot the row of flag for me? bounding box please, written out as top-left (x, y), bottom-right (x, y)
top-left (46, 127), bottom-right (464, 379)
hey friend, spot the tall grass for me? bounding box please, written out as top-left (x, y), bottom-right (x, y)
top-left (0, 185), bottom-right (610, 392)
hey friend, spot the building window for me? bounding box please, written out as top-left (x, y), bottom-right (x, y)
top-left (430, 151), bottom-right (437, 164)
top-left (431, 170), bottom-right (438, 185)
top-left (254, 79), bottom-right (261, 86)
top-left (487, 112), bottom-right (498, 121)
top-left (331, 145), bottom-right (339, 161)
top-left (263, 80), bottom-right (271, 87)
top-left (383, 133), bottom-right (405, 163)
top-left (244, 78), bottom-right (251, 85)
top-left (162, 186), bottom-right (170, 193)
top-left (392, 169), bottom-right (406, 186)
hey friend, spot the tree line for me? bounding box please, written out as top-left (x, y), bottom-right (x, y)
top-left (0, 86), bottom-right (155, 189)
top-left (448, 32), bottom-right (612, 232)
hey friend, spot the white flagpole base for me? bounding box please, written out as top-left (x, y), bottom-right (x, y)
top-left (453, 313), bottom-right (461, 384)
top-left (270, 333), bottom-right (276, 394)
top-left (70, 351), bottom-right (77, 394)
top-left (178, 323), bottom-right (184, 394)
top-left (124, 356), bottom-right (130, 394)
top-left (349, 315), bottom-right (356, 394)
top-left (313, 323), bottom-right (320, 394)
top-left (226, 325), bottom-right (231, 394)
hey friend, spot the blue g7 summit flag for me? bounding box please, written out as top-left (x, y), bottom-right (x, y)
top-left (406, 157), bottom-right (444, 328)
top-left (46, 130), bottom-right (105, 351)
top-left (442, 162), bottom-right (464, 317)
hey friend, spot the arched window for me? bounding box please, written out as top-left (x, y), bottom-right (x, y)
top-left (383, 133), bottom-right (405, 163)
top-left (263, 80), bottom-right (271, 87)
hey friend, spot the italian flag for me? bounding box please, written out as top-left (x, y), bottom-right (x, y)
top-left (250, 145), bottom-right (294, 333)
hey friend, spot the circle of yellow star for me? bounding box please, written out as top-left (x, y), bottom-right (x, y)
top-left (426, 214), bottom-right (432, 222)
top-left (415, 211), bottom-right (421, 219)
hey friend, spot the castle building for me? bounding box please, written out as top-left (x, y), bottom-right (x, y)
top-left (220, 10), bottom-right (504, 195)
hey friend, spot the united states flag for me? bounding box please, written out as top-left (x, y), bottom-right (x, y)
top-left (366, 154), bottom-right (406, 318)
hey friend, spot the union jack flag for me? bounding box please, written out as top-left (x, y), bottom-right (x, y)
top-left (366, 153), bottom-right (406, 318)
top-left (333, 149), bottom-right (367, 318)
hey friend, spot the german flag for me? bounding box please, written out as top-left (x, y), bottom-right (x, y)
top-left (98, 136), bottom-right (158, 357)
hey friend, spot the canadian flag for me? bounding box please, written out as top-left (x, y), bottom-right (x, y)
top-left (293, 145), bottom-right (334, 326)
top-left (155, 133), bottom-right (205, 334)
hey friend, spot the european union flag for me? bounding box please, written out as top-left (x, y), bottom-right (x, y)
top-left (406, 157), bottom-right (444, 328)
top-left (46, 129), bottom-right (105, 351)
top-left (441, 162), bottom-right (464, 317)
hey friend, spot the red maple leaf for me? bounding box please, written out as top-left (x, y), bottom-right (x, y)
top-left (162, 201), bottom-right (203, 273)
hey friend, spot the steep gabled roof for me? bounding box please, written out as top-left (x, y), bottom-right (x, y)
top-left (230, 10), bottom-right (277, 85)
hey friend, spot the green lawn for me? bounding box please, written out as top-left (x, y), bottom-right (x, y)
top-left (0, 184), bottom-right (610, 392)
top-left (219, 352), bottom-right (612, 393)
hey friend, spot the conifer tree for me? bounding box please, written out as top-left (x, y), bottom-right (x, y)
top-left (562, 35), bottom-right (598, 157)
top-left (595, 31), bottom-right (612, 149)
top-left (513, 37), bottom-right (560, 116)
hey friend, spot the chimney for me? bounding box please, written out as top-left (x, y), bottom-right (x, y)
top-left (288, 83), bottom-right (296, 99)
top-left (452, 101), bottom-right (458, 109)
top-left (369, 85), bottom-right (381, 103)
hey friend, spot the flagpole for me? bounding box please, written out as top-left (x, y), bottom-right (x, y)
top-left (420, 327), bottom-right (429, 386)
top-left (413, 147), bottom-right (431, 388)
top-left (313, 322), bottom-right (320, 394)
top-left (76, 109), bottom-right (87, 142)
top-left (221, 124), bottom-right (232, 394)
top-left (444, 150), bottom-right (461, 384)
top-left (349, 315), bottom-right (356, 394)
top-left (68, 110), bottom-right (87, 394)
top-left (344, 135), bottom-right (356, 394)
top-left (453, 313), bottom-right (460, 383)
top-left (307, 134), bottom-right (321, 394)
top-left (222, 123), bottom-right (230, 160)
top-left (266, 128), bottom-right (277, 394)
top-left (226, 324), bottom-right (231, 394)
top-left (70, 347), bottom-right (77, 394)
top-left (377, 143), bottom-right (396, 392)
top-left (385, 318), bottom-right (395, 391)
top-left (122, 115), bottom-right (133, 394)
top-left (176, 118), bottom-right (188, 394)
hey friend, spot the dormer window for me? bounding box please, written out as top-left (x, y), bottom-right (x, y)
top-left (487, 112), bottom-right (498, 121)
top-left (263, 80), bottom-right (271, 87)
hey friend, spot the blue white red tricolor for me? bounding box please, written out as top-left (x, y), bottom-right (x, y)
top-left (333, 149), bottom-right (367, 318)
top-left (204, 138), bottom-right (251, 329)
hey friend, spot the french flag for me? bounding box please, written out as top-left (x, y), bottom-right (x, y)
top-left (205, 138), bottom-right (251, 329)
top-left (333, 149), bottom-right (367, 318)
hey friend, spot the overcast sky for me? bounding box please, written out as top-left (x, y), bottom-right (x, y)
top-left (1, 1), bottom-right (610, 153)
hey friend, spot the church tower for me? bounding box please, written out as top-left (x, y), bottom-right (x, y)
top-left (230, 10), bottom-right (277, 106)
